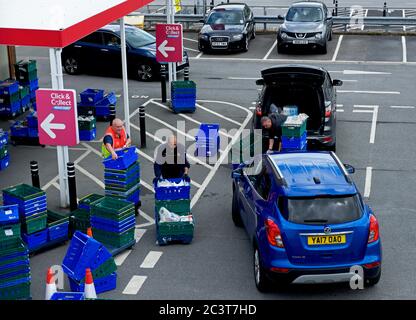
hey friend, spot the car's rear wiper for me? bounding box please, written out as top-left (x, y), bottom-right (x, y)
top-left (303, 219), bottom-right (328, 223)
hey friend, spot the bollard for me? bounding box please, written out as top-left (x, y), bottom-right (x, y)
top-left (109, 105), bottom-right (116, 125)
top-left (139, 105), bottom-right (146, 148)
top-left (30, 161), bottom-right (40, 189)
top-left (161, 64), bottom-right (167, 103)
top-left (184, 67), bottom-right (190, 81)
top-left (67, 162), bottom-right (78, 212)
top-left (194, 4), bottom-right (197, 14)
top-left (383, 2), bottom-right (387, 17)
top-left (335, 0), bottom-right (338, 16)
top-left (210, 0), bottom-right (214, 10)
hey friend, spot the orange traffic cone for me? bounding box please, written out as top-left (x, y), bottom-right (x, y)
top-left (45, 267), bottom-right (57, 300)
top-left (84, 268), bottom-right (97, 299)
top-left (87, 227), bottom-right (93, 238)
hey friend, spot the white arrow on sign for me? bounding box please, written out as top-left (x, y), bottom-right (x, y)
top-left (41, 113), bottom-right (66, 139)
top-left (158, 39), bottom-right (175, 58)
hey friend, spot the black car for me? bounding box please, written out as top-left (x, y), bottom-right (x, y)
top-left (62, 24), bottom-right (189, 81)
top-left (198, 3), bottom-right (255, 53)
top-left (252, 65), bottom-right (342, 151)
top-left (277, 1), bottom-right (333, 54)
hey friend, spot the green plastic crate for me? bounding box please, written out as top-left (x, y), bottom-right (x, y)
top-left (78, 194), bottom-right (104, 208)
top-left (0, 242), bottom-right (27, 257)
top-left (15, 59), bottom-right (37, 73)
top-left (16, 69), bottom-right (37, 83)
top-left (70, 216), bottom-right (90, 233)
top-left (155, 199), bottom-right (190, 216)
top-left (0, 237), bottom-right (23, 251)
top-left (91, 197), bottom-right (135, 216)
top-left (19, 86), bottom-right (30, 99)
top-left (0, 282), bottom-right (31, 300)
top-left (0, 223), bottom-right (21, 242)
top-left (78, 116), bottom-right (96, 130)
top-left (0, 255), bottom-right (29, 269)
top-left (282, 121), bottom-right (307, 137)
top-left (91, 209), bottom-right (134, 222)
top-left (22, 211), bottom-right (47, 234)
top-left (105, 181), bottom-right (140, 193)
top-left (72, 208), bottom-right (90, 219)
top-left (92, 227), bottom-right (135, 248)
top-left (0, 145), bottom-right (8, 158)
top-left (3, 184), bottom-right (45, 201)
top-left (76, 258), bottom-right (117, 283)
top-left (0, 91), bottom-right (19, 104)
top-left (158, 221), bottom-right (194, 237)
top-left (171, 80), bottom-right (196, 89)
top-left (47, 210), bottom-right (70, 227)
top-left (104, 161), bottom-right (140, 175)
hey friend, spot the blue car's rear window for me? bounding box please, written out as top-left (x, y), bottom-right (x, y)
top-left (279, 194), bottom-right (363, 225)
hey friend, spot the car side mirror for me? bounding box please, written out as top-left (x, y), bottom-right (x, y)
top-left (326, 16), bottom-right (333, 21)
top-left (256, 79), bottom-right (265, 86)
top-left (277, 15), bottom-right (284, 21)
top-left (344, 164), bottom-right (355, 174)
top-left (333, 79), bottom-right (343, 86)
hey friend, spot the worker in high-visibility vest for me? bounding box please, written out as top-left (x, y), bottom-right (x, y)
top-left (101, 118), bottom-right (131, 159)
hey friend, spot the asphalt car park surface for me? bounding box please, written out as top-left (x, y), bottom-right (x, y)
top-left (1, 32), bottom-right (416, 299)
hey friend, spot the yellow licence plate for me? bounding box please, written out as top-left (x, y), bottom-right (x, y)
top-left (307, 235), bottom-right (346, 246)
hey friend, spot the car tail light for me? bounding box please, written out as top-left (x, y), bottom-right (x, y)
top-left (265, 218), bottom-right (284, 248)
top-left (368, 214), bottom-right (380, 244)
top-left (325, 105), bottom-right (332, 122)
top-left (271, 267), bottom-right (290, 273)
top-left (256, 104), bottom-right (262, 116)
top-left (323, 136), bottom-right (333, 142)
top-left (363, 261), bottom-right (381, 269)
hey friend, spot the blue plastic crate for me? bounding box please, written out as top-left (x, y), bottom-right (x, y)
top-left (28, 127), bottom-right (38, 138)
top-left (0, 258), bottom-right (30, 272)
top-left (20, 95), bottom-right (30, 108)
top-left (104, 166), bottom-right (140, 181)
top-left (0, 267), bottom-right (30, 280)
top-left (48, 221), bottom-right (69, 241)
top-left (105, 184), bottom-right (139, 197)
top-left (62, 231), bottom-right (105, 281)
top-left (10, 122), bottom-right (28, 137)
top-left (80, 89), bottom-right (104, 105)
top-left (94, 105), bottom-right (110, 117)
top-left (0, 276), bottom-right (31, 289)
top-left (26, 112), bottom-right (38, 128)
top-left (30, 90), bottom-right (37, 99)
top-left (69, 272), bottom-right (117, 294)
top-left (3, 193), bottom-right (47, 208)
top-left (0, 155), bottom-right (10, 171)
top-left (0, 205), bottom-right (19, 225)
top-left (0, 131), bottom-right (8, 147)
top-left (22, 229), bottom-right (48, 251)
top-left (31, 102), bottom-right (36, 111)
top-left (0, 80), bottom-right (19, 96)
top-left (25, 79), bottom-right (39, 92)
top-left (171, 93), bottom-right (197, 99)
top-left (104, 175), bottom-right (140, 188)
top-left (91, 215), bottom-right (135, 233)
top-left (95, 92), bottom-right (117, 106)
top-left (79, 128), bottom-right (96, 141)
top-left (171, 97), bottom-right (196, 108)
top-left (102, 147), bottom-right (138, 170)
top-left (0, 100), bottom-right (21, 114)
top-left (154, 178), bottom-right (190, 201)
top-left (50, 292), bottom-right (85, 300)
top-left (281, 132), bottom-right (307, 149)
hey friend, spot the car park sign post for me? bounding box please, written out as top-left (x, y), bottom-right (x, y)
top-left (156, 23), bottom-right (183, 63)
top-left (36, 89), bottom-right (79, 146)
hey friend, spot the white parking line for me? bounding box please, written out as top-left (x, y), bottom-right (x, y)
top-left (353, 110), bottom-right (373, 113)
top-left (195, 52), bottom-right (203, 59)
top-left (332, 35), bottom-right (343, 62)
top-left (140, 251), bottom-right (163, 268)
top-left (354, 105), bottom-right (379, 144)
top-left (184, 47), bottom-right (199, 53)
top-left (145, 112), bottom-right (196, 141)
top-left (337, 109), bottom-right (345, 112)
top-left (136, 210), bottom-right (155, 228)
top-left (135, 228), bottom-right (147, 242)
top-left (114, 250), bottom-right (133, 266)
top-left (402, 36), bottom-right (407, 63)
top-left (195, 103), bottom-right (242, 126)
top-left (390, 106), bottom-right (415, 109)
top-left (338, 90), bottom-right (400, 95)
top-left (263, 40), bottom-right (277, 60)
top-left (76, 165), bottom-right (105, 189)
top-left (122, 276), bottom-right (147, 295)
top-left (364, 167), bottom-right (373, 198)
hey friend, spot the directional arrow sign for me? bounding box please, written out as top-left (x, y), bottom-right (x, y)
top-left (156, 23), bottom-right (183, 63)
top-left (36, 89), bottom-right (79, 146)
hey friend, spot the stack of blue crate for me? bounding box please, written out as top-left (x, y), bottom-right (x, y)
top-left (281, 115), bottom-right (308, 151)
top-left (0, 130), bottom-right (9, 171)
top-left (2, 184), bottom-right (48, 252)
top-left (103, 147), bottom-right (140, 210)
top-left (78, 89), bottom-right (117, 120)
top-left (0, 204), bottom-right (31, 300)
top-left (62, 231), bottom-right (117, 294)
top-left (0, 79), bottom-right (21, 118)
top-left (26, 111), bottom-right (38, 138)
top-left (14, 60), bottom-right (38, 110)
top-left (195, 123), bottom-right (220, 157)
top-left (171, 81), bottom-right (196, 113)
top-left (78, 116), bottom-right (97, 141)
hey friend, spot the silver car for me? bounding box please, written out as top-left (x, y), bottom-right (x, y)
top-left (277, 1), bottom-right (333, 54)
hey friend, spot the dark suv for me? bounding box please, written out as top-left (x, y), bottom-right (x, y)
top-left (253, 65), bottom-right (342, 151)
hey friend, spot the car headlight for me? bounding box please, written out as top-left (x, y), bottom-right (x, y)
top-left (199, 34), bottom-right (209, 40)
top-left (315, 33), bottom-right (323, 39)
top-left (280, 32), bottom-right (288, 39)
top-left (232, 34), bottom-right (243, 41)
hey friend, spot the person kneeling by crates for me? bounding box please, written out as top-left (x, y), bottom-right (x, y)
top-left (101, 118), bottom-right (132, 160)
top-left (154, 135), bottom-right (190, 180)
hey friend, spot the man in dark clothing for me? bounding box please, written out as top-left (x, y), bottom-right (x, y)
top-left (154, 136), bottom-right (190, 179)
top-left (261, 113), bottom-right (287, 152)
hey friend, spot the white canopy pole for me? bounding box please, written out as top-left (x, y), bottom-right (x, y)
top-left (49, 48), bottom-right (69, 208)
top-left (120, 17), bottom-right (131, 136)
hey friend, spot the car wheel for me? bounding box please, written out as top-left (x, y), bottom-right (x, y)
top-left (137, 64), bottom-right (154, 81)
top-left (232, 188), bottom-right (244, 227)
top-left (329, 29), bottom-right (333, 41)
top-left (63, 56), bottom-right (81, 75)
top-left (251, 28), bottom-right (256, 39)
top-left (243, 36), bottom-right (249, 52)
top-left (254, 247), bottom-right (272, 292)
top-left (321, 42), bottom-right (328, 54)
top-left (365, 269), bottom-right (381, 287)
top-left (277, 43), bottom-right (284, 54)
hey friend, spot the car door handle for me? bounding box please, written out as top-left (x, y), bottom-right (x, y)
top-left (100, 49), bottom-right (109, 52)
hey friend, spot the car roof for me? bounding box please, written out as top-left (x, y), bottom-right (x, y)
top-left (268, 152), bottom-right (357, 197)
top-left (291, 1), bottom-right (325, 8)
top-left (214, 3), bottom-right (246, 10)
top-left (97, 24), bottom-right (138, 33)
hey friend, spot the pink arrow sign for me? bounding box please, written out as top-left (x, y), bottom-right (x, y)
top-left (36, 89), bottom-right (79, 146)
top-left (156, 23), bottom-right (183, 63)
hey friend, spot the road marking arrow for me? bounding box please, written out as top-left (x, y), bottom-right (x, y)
top-left (158, 39), bottom-right (175, 58)
top-left (41, 113), bottom-right (66, 139)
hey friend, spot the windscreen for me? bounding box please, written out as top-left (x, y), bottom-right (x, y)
top-left (282, 194), bottom-right (363, 224)
top-left (207, 10), bottom-right (245, 25)
top-left (286, 7), bottom-right (323, 22)
top-left (124, 28), bottom-right (155, 48)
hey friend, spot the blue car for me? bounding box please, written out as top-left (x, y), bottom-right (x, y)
top-left (231, 151), bottom-right (382, 291)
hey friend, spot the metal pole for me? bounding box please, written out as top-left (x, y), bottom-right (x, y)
top-left (109, 105), bottom-right (116, 125)
top-left (67, 162), bottom-right (78, 212)
top-left (30, 161), bottom-right (40, 189)
top-left (161, 64), bottom-right (167, 102)
top-left (139, 105), bottom-right (146, 148)
top-left (184, 67), bottom-right (189, 81)
top-left (335, 0), bottom-right (338, 16)
top-left (120, 17), bottom-right (131, 136)
top-left (383, 2), bottom-right (387, 17)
